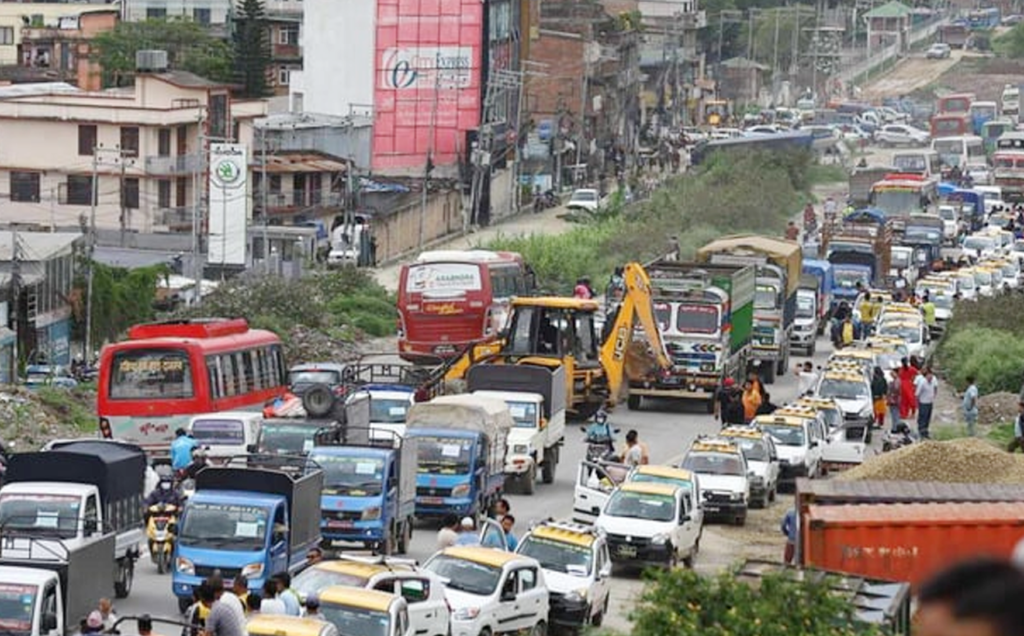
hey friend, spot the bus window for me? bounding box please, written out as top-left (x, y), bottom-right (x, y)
top-left (110, 349), bottom-right (194, 399)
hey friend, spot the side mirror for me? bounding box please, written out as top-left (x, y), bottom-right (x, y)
top-left (41, 613), bottom-right (57, 632)
top-left (579, 426), bottom-right (588, 433)
top-left (679, 514), bottom-right (691, 524)
top-left (613, 428), bottom-right (621, 435)
top-left (168, 522), bottom-right (178, 535)
top-left (810, 440), bottom-right (819, 448)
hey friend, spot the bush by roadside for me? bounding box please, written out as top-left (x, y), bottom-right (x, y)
top-left (168, 269), bottom-right (394, 362)
top-left (935, 295), bottom-right (1024, 395)
top-left (486, 149), bottom-right (817, 294)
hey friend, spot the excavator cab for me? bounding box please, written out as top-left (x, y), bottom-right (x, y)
top-left (503, 299), bottom-right (601, 366)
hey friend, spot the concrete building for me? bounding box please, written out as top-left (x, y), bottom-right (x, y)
top-left (0, 70), bottom-right (266, 233)
top-left (0, 1), bottom-right (110, 66)
top-left (8, 9), bottom-right (118, 90)
top-left (267, 10), bottom-right (302, 97)
top-left (0, 231), bottom-right (83, 371)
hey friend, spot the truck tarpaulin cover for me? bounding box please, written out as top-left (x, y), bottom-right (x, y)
top-left (466, 365), bottom-right (566, 421)
top-left (195, 467), bottom-right (324, 551)
top-left (6, 441), bottom-right (147, 503)
top-left (406, 394), bottom-right (514, 440)
top-left (696, 234), bottom-right (803, 298)
top-left (843, 208), bottom-right (887, 225)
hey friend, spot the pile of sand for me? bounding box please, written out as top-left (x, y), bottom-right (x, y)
top-left (837, 438), bottom-right (1024, 484)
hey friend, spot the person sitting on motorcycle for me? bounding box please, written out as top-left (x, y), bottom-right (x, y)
top-left (145, 478), bottom-right (182, 512)
top-left (180, 447), bottom-right (209, 481)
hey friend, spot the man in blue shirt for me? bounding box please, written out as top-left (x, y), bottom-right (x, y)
top-left (501, 515), bottom-right (518, 551)
top-left (170, 428), bottom-right (197, 471)
top-left (781, 508), bottom-right (797, 564)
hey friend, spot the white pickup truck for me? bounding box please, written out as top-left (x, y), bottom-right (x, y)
top-left (468, 365), bottom-right (566, 495)
top-left (0, 441), bottom-right (145, 598)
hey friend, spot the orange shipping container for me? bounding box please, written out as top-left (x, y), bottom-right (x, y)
top-left (804, 502), bottom-right (1024, 587)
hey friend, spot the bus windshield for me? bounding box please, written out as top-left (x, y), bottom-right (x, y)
top-left (109, 348), bottom-right (193, 399)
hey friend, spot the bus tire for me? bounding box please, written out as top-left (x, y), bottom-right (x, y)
top-left (302, 384), bottom-right (336, 418)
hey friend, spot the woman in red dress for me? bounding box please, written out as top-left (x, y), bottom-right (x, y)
top-left (897, 358), bottom-right (918, 419)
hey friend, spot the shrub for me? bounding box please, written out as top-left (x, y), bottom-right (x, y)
top-left (936, 326), bottom-right (1024, 394)
top-left (631, 568), bottom-right (879, 636)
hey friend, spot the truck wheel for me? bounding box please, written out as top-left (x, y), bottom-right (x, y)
top-left (627, 394), bottom-right (641, 410)
top-left (734, 513), bottom-right (747, 527)
top-left (523, 465), bottom-right (536, 495)
top-left (114, 559), bottom-right (134, 598)
top-left (592, 596), bottom-right (608, 627)
top-left (397, 520), bottom-right (412, 554)
top-left (762, 364), bottom-right (776, 385)
top-left (776, 355), bottom-right (787, 377)
top-left (541, 449), bottom-right (556, 484)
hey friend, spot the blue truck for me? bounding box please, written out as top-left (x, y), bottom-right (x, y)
top-left (171, 460), bottom-right (324, 613)
top-left (404, 394), bottom-right (513, 520)
top-left (308, 428), bottom-right (417, 555)
top-left (801, 259), bottom-right (834, 320)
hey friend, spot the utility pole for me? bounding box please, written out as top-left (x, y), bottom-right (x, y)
top-left (118, 148), bottom-right (128, 248)
top-left (260, 125), bottom-right (270, 272)
top-left (9, 230), bottom-right (19, 383)
top-left (84, 147), bottom-right (98, 361)
top-left (772, 8), bottom-right (781, 102)
top-left (49, 187), bottom-right (56, 233)
top-left (419, 70), bottom-right (440, 250)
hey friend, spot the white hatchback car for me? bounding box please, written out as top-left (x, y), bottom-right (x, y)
top-left (595, 482), bottom-right (700, 569)
top-left (874, 124), bottom-right (929, 147)
top-left (567, 189), bottom-right (601, 213)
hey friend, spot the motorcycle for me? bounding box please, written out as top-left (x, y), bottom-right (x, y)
top-left (881, 421), bottom-right (916, 453)
top-left (146, 503), bottom-right (178, 574)
top-left (580, 410), bottom-right (621, 462)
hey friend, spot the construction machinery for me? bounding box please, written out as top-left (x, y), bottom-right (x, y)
top-left (422, 262), bottom-right (672, 421)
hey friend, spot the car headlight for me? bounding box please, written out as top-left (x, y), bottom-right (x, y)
top-left (858, 405), bottom-right (873, 419)
top-left (512, 444), bottom-right (529, 455)
top-left (565, 588), bottom-right (589, 603)
top-left (700, 362), bottom-right (716, 372)
top-left (729, 492), bottom-right (743, 501)
top-left (651, 533), bottom-right (671, 545)
top-left (176, 557), bottom-right (194, 575)
top-left (361, 507), bottom-right (382, 521)
top-left (241, 562), bottom-right (264, 578)
top-left (453, 607), bottom-right (481, 621)
top-left (749, 475), bottom-right (764, 485)
top-left (450, 484), bottom-right (471, 498)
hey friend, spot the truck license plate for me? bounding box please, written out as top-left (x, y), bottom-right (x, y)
top-left (617, 545), bottom-right (637, 558)
top-left (420, 497), bottom-right (444, 505)
top-left (704, 506), bottom-right (720, 513)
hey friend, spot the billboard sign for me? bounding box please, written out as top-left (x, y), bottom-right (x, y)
top-left (208, 143), bottom-right (248, 266)
top-left (372, 0), bottom-right (483, 173)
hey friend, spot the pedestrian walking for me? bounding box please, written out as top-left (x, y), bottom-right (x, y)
top-left (887, 368), bottom-right (902, 429)
top-left (796, 361), bottom-right (818, 396)
top-left (1008, 403), bottom-right (1024, 453)
top-left (915, 367), bottom-right (939, 439)
top-left (898, 358), bottom-right (919, 419)
top-left (962, 375), bottom-right (979, 437)
top-left (666, 235), bottom-right (680, 261)
top-left (780, 508), bottom-right (797, 564)
top-left (436, 514), bottom-right (460, 551)
top-left (870, 366), bottom-right (888, 428)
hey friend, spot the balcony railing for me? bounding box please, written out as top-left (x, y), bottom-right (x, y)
top-left (145, 154), bottom-right (199, 176)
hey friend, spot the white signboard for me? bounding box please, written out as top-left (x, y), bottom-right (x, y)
top-left (379, 46), bottom-right (474, 90)
top-left (208, 143), bottom-right (248, 266)
top-left (406, 263), bottom-right (482, 293)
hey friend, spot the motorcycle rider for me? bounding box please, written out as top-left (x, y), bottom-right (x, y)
top-left (180, 447), bottom-right (209, 481)
top-left (145, 478), bottom-right (183, 511)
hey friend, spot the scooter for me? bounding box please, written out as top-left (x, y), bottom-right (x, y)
top-left (580, 410), bottom-right (621, 462)
top-left (146, 503), bottom-right (178, 574)
top-left (881, 421), bottom-right (916, 453)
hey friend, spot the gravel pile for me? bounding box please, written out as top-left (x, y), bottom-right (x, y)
top-left (0, 387), bottom-right (89, 451)
top-left (978, 391), bottom-right (1021, 426)
top-left (837, 438), bottom-right (1024, 484)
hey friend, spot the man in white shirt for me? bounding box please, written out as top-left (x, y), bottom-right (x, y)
top-left (796, 362), bottom-right (818, 397)
top-left (259, 580), bottom-right (288, 615)
top-left (914, 367), bottom-right (939, 439)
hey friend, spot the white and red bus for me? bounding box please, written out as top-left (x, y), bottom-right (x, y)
top-left (97, 318), bottom-right (287, 452)
top-left (397, 250), bottom-right (534, 362)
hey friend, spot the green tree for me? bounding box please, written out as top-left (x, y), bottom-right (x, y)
top-left (632, 568), bottom-right (881, 636)
top-left (74, 261), bottom-right (167, 348)
top-left (1001, 23), bottom-right (1024, 58)
top-left (233, 0), bottom-right (271, 98)
top-left (91, 18), bottom-right (234, 87)
top-left (751, 9), bottom-right (811, 77)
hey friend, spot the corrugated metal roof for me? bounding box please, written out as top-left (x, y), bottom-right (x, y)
top-left (808, 502), bottom-right (1024, 524)
top-left (797, 479), bottom-right (1024, 504)
top-left (257, 152), bottom-right (348, 174)
top-left (0, 231), bottom-right (81, 262)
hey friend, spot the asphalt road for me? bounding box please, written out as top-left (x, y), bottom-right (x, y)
top-left (117, 335), bottom-right (836, 631)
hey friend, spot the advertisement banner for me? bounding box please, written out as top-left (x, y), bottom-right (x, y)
top-left (372, 0), bottom-right (483, 172)
top-left (208, 143), bottom-right (249, 266)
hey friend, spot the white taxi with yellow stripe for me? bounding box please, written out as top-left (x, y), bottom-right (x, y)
top-left (678, 439), bottom-right (751, 526)
top-left (424, 547), bottom-right (549, 636)
top-left (318, 587), bottom-right (412, 636)
top-left (516, 520), bottom-right (611, 630)
top-left (814, 368), bottom-right (874, 429)
top-left (594, 481), bottom-right (701, 568)
top-left (718, 426), bottom-right (780, 508)
top-left (753, 410), bottom-right (827, 488)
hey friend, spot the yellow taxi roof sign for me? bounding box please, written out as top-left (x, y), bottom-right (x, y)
top-left (531, 524), bottom-right (596, 548)
top-left (719, 426), bottom-right (765, 440)
top-left (318, 586), bottom-right (396, 613)
top-left (794, 397), bottom-right (840, 412)
top-left (442, 546), bottom-right (524, 568)
top-left (619, 481), bottom-right (681, 497)
top-left (633, 464), bottom-right (694, 481)
top-left (691, 439), bottom-right (740, 455)
top-left (754, 413), bottom-right (806, 427)
top-left (316, 560), bottom-right (389, 579)
top-left (823, 370), bottom-right (864, 382)
top-left (247, 616), bottom-right (334, 636)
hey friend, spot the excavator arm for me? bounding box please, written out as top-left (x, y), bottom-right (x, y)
top-left (599, 262), bottom-right (673, 403)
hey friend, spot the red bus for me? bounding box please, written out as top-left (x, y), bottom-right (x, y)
top-left (397, 250), bottom-right (534, 361)
top-left (937, 93), bottom-right (974, 115)
top-left (97, 318), bottom-right (287, 452)
top-left (930, 114), bottom-right (970, 138)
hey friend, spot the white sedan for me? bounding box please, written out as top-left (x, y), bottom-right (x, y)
top-left (567, 188), bottom-right (601, 213)
top-left (874, 124), bottom-right (929, 147)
